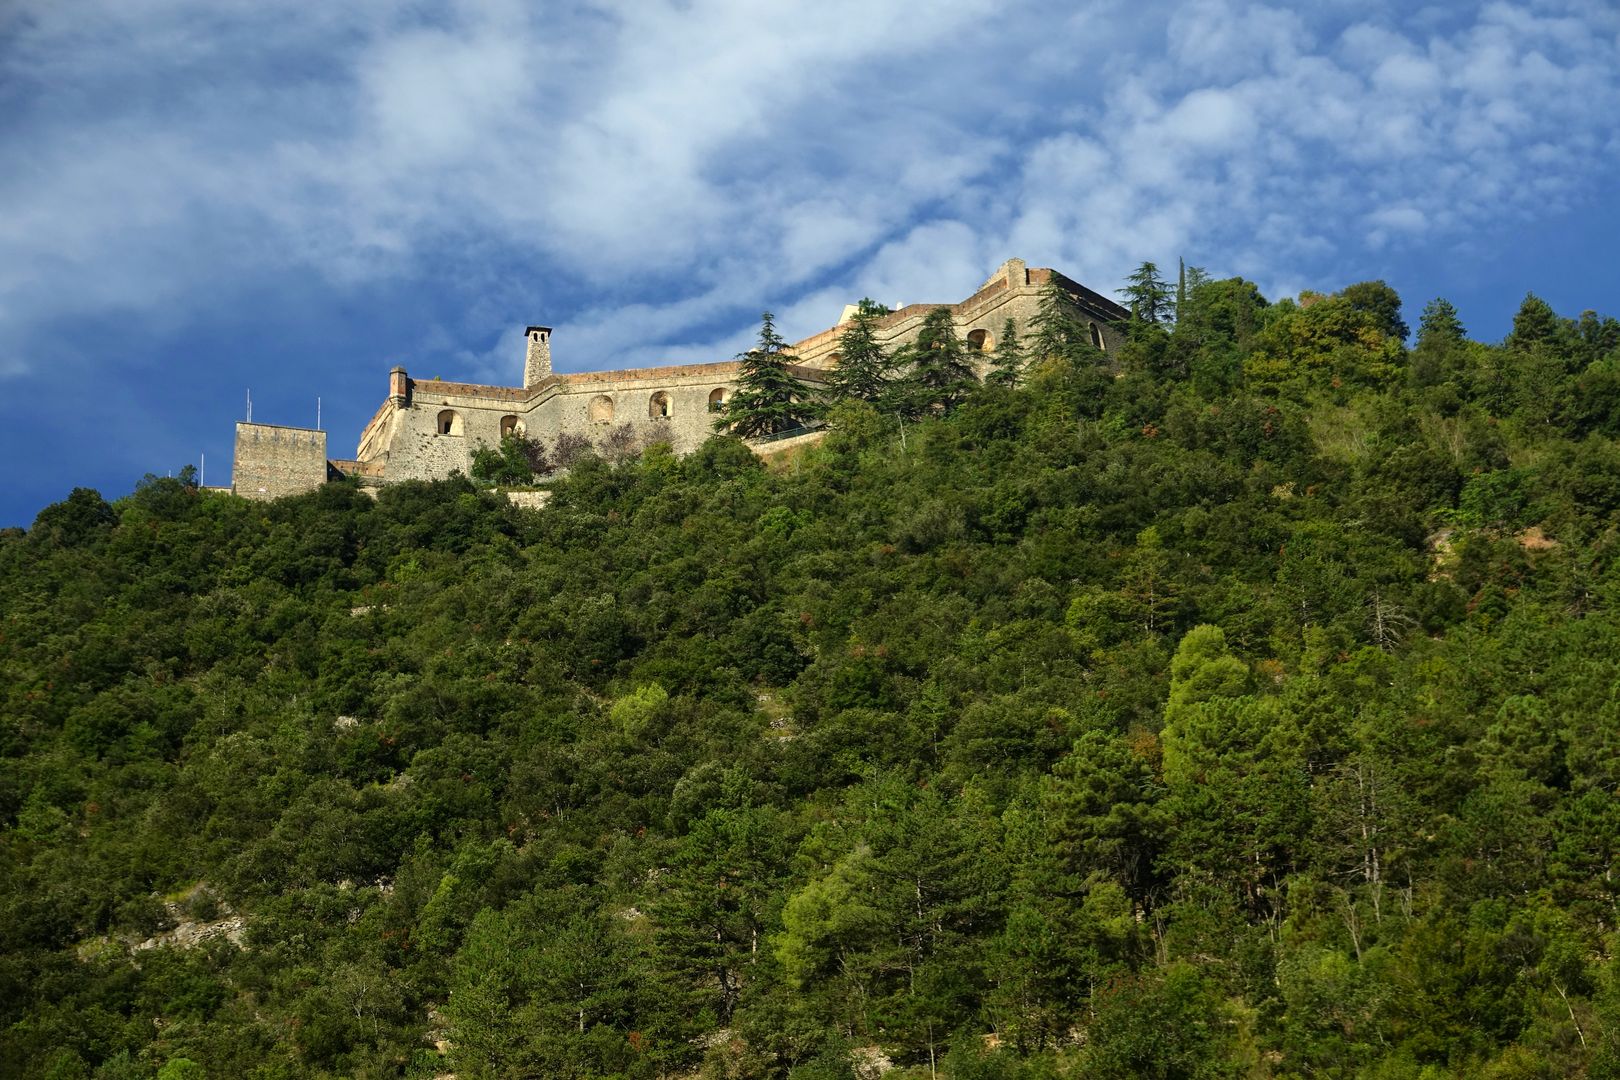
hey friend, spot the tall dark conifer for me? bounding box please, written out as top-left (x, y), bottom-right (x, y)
top-left (1120, 261), bottom-right (1172, 325)
top-left (894, 306), bottom-right (978, 415)
top-left (718, 312), bottom-right (817, 438)
top-left (1417, 298), bottom-right (1466, 349)
top-left (1028, 281), bottom-right (1087, 361)
top-left (986, 318), bottom-right (1027, 387)
top-left (824, 299), bottom-right (892, 405)
top-left (1506, 293), bottom-right (1562, 352)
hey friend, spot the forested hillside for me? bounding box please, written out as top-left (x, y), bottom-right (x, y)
top-left (6, 273), bottom-right (1620, 1079)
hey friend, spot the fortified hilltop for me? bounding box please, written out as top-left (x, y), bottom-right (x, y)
top-left (230, 258), bottom-right (1126, 500)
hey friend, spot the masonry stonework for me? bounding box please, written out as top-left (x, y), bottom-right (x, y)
top-left (231, 258), bottom-right (1128, 499)
top-left (232, 423), bottom-right (329, 500)
top-left (787, 258), bottom-right (1126, 370)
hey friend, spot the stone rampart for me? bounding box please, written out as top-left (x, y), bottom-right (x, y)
top-left (354, 400), bottom-right (395, 464)
top-left (786, 258), bottom-right (1127, 369)
top-left (234, 257), bottom-right (1122, 499)
top-left (364, 359), bottom-right (818, 477)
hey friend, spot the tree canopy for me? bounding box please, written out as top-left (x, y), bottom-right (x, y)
top-left (3, 263), bottom-right (1620, 1079)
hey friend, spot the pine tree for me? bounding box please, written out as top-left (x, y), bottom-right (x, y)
top-left (654, 793), bottom-right (791, 1024)
top-left (1028, 280), bottom-right (1087, 361)
top-left (1507, 293), bottom-right (1562, 352)
top-left (1416, 297), bottom-right (1466, 349)
top-left (894, 306), bottom-right (978, 415)
top-left (1175, 260), bottom-right (1211, 323)
top-left (986, 318), bottom-right (1026, 387)
top-left (1119, 261), bottom-right (1172, 325)
top-left (823, 299), bottom-right (892, 404)
top-left (1045, 730), bottom-right (1166, 901)
top-left (718, 312), bottom-right (817, 438)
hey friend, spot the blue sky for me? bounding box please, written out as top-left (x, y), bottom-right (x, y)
top-left (3, 0), bottom-right (1618, 526)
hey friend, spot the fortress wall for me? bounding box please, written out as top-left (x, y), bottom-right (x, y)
top-left (376, 383), bottom-right (540, 482)
top-left (541, 367), bottom-right (746, 454)
top-left (954, 279), bottom-right (1127, 356)
top-left (379, 415), bottom-right (477, 482)
top-left (410, 380), bottom-right (530, 402)
top-left (233, 423), bottom-right (328, 500)
top-left (789, 291), bottom-right (1047, 368)
top-left (1032, 269), bottom-right (1131, 324)
top-left (788, 265), bottom-right (1127, 368)
top-left (374, 363), bottom-right (755, 478)
top-left (252, 259), bottom-right (1120, 495)
top-left (355, 400), bottom-right (396, 464)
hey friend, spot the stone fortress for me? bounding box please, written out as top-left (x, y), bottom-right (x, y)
top-left (230, 258), bottom-right (1128, 500)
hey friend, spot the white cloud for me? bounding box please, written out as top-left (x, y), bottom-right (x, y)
top-left (1160, 87), bottom-right (1259, 154)
top-left (1, 0), bottom-right (1618, 381)
top-left (995, 1), bottom-right (1620, 304)
top-left (1166, 0), bottom-right (1310, 80)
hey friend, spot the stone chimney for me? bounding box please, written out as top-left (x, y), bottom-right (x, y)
top-left (525, 326), bottom-right (553, 388)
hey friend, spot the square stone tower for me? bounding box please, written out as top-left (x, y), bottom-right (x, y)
top-left (233, 422), bottom-right (328, 500)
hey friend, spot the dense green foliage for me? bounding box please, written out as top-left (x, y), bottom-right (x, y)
top-left (470, 434), bottom-right (551, 487)
top-left (5, 275), bottom-right (1620, 1079)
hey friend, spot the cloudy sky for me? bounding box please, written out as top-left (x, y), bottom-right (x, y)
top-left (3, 0), bottom-right (1618, 525)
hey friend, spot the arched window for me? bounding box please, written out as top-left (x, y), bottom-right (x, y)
top-left (1089, 322), bottom-right (1105, 350)
top-left (588, 394), bottom-right (614, 424)
top-left (649, 391), bottom-right (672, 419)
top-left (966, 328), bottom-right (993, 352)
top-left (708, 387), bottom-right (728, 412)
top-left (436, 409), bottom-right (463, 436)
top-left (499, 414), bottom-right (523, 438)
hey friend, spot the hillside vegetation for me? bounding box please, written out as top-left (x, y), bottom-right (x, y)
top-left (5, 274), bottom-right (1620, 1079)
